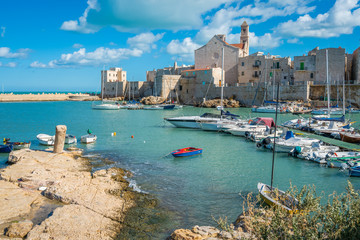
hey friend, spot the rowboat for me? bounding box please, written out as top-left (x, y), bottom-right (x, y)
top-left (65, 135), bottom-right (77, 144)
top-left (81, 134), bottom-right (97, 144)
top-left (3, 138), bottom-right (31, 150)
top-left (37, 134), bottom-right (55, 146)
top-left (0, 144), bottom-right (13, 153)
top-left (171, 147), bottom-right (202, 157)
top-left (257, 182), bottom-right (298, 213)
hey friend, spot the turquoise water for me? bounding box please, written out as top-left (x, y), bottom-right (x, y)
top-left (1, 101), bottom-right (360, 238)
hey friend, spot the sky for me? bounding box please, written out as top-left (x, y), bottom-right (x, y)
top-left (1, 0), bottom-right (360, 92)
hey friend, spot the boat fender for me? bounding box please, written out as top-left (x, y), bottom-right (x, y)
top-left (245, 131), bottom-right (250, 137)
top-left (256, 142), bottom-right (262, 148)
top-left (334, 152), bottom-right (338, 157)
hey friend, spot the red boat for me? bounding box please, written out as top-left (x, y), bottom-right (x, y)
top-left (171, 147), bottom-right (203, 157)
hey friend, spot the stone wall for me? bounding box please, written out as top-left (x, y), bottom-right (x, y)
top-left (195, 35), bottom-right (239, 86)
top-left (103, 81), bottom-right (126, 98)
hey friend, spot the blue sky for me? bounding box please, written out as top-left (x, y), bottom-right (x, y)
top-left (1, 0), bottom-right (360, 91)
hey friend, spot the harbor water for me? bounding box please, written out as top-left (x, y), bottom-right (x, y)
top-left (1, 101), bottom-right (360, 238)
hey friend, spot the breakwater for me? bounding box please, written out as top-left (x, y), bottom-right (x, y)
top-left (0, 93), bottom-right (99, 102)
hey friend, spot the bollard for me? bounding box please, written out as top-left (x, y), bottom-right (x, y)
top-left (53, 125), bottom-right (67, 153)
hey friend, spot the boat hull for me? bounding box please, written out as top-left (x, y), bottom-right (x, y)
top-left (171, 148), bottom-right (202, 157)
top-left (81, 134), bottom-right (97, 144)
top-left (0, 144), bottom-right (13, 153)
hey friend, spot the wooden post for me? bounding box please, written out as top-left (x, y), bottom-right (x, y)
top-left (53, 125), bottom-right (67, 153)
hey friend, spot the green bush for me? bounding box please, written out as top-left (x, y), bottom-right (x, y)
top-left (243, 181), bottom-right (360, 239)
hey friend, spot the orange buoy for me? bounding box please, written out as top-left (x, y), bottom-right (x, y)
top-left (131, 135), bottom-right (134, 138)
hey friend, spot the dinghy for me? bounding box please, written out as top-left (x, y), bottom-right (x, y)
top-left (81, 129), bottom-right (97, 144)
top-left (3, 138), bottom-right (31, 150)
top-left (258, 182), bottom-right (298, 213)
top-left (65, 135), bottom-right (77, 144)
top-left (171, 147), bottom-right (202, 157)
top-left (0, 144), bottom-right (13, 153)
top-left (37, 134), bottom-right (55, 146)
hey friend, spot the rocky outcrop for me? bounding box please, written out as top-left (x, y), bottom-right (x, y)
top-left (169, 225), bottom-right (251, 240)
top-left (5, 220), bottom-right (33, 238)
top-left (199, 99), bottom-right (241, 108)
top-left (140, 96), bottom-right (166, 105)
top-left (0, 149), bottom-right (135, 239)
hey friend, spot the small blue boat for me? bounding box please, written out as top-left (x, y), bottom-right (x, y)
top-left (349, 166), bottom-right (360, 177)
top-left (0, 144), bottom-right (13, 153)
top-left (171, 147), bottom-right (202, 157)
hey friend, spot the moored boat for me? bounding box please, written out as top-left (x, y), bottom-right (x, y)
top-left (257, 182), bottom-right (298, 213)
top-left (349, 166), bottom-right (360, 177)
top-left (81, 134), bottom-right (97, 144)
top-left (171, 147), bottom-right (202, 157)
top-left (65, 135), bottom-right (77, 144)
top-left (3, 138), bottom-right (31, 150)
top-left (339, 132), bottom-right (360, 144)
top-left (0, 144), bottom-right (13, 153)
top-left (37, 134), bottom-right (55, 146)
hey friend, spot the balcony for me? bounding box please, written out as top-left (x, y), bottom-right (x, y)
top-left (252, 74), bottom-right (260, 78)
top-left (253, 64), bottom-right (260, 68)
top-left (296, 67), bottom-right (308, 71)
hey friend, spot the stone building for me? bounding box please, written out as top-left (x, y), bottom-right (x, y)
top-left (352, 47), bottom-right (360, 83)
top-left (194, 21), bottom-right (250, 86)
top-left (293, 47), bottom-right (346, 85)
top-left (102, 67), bottom-right (127, 98)
top-left (237, 52), bottom-right (292, 88)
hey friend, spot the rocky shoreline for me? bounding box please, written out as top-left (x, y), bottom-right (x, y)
top-left (0, 149), bottom-right (136, 239)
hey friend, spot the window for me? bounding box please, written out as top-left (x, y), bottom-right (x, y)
top-left (193, 72), bottom-right (195, 75)
top-left (241, 71), bottom-right (244, 76)
top-left (241, 62), bottom-right (244, 66)
top-left (284, 76), bottom-right (287, 80)
top-left (204, 70), bottom-right (207, 74)
top-left (310, 73), bottom-right (314, 78)
top-left (259, 71), bottom-right (261, 75)
top-left (277, 62), bottom-right (280, 68)
top-left (186, 89), bottom-right (188, 93)
top-left (186, 72), bottom-right (188, 76)
top-left (179, 85), bottom-right (183, 91)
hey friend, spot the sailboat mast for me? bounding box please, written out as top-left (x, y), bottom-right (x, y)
top-left (271, 82), bottom-right (280, 190)
top-left (220, 47), bottom-right (224, 110)
top-left (343, 76), bottom-right (346, 116)
top-left (101, 67), bottom-right (105, 101)
top-left (326, 49), bottom-right (330, 117)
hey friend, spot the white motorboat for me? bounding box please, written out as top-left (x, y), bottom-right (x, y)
top-left (37, 134), bottom-right (55, 146)
top-left (81, 134), bottom-right (97, 144)
top-left (65, 134), bottom-right (77, 144)
top-left (289, 142), bottom-right (340, 164)
top-left (92, 102), bottom-right (120, 110)
top-left (226, 117), bottom-right (275, 137)
top-left (252, 105), bottom-right (287, 113)
top-left (165, 113), bottom-right (225, 129)
top-left (260, 131), bottom-right (320, 153)
top-left (326, 152), bottom-right (360, 168)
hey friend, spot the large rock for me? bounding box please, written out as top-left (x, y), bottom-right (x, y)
top-left (26, 204), bottom-right (118, 240)
top-left (140, 96), bottom-right (165, 105)
top-left (199, 99), bottom-right (241, 108)
top-left (5, 220), bottom-right (33, 238)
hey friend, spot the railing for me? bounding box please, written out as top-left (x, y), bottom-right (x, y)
top-left (252, 74), bottom-right (259, 78)
top-left (253, 64), bottom-right (260, 68)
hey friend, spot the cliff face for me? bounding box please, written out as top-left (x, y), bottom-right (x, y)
top-left (0, 149), bottom-right (135, 239)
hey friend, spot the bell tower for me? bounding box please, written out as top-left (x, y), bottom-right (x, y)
top-left (240, 21), bottom-right (249, 56)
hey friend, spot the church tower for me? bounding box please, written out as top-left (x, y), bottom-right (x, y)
top-left (240, 21), bottom-right (249, 56)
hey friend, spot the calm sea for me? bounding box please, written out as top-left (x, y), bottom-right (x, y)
top-left (1, 101), bottom-right (360, 238)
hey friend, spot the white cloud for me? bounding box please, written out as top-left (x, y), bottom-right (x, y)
top-left (127, 32), bottom-right (165, 52)
top-left (1, 27), bottom-right (5, 37)
top-left (287, 38), bottom-right (300, 44)
top-left (277, 0), bottom-right (360, 38)
top-left (0, 47), bottom-right (30, 58)
top-left (30, 61), bottom-right (48, 68)
top-left (60, 0), bottom-right (101, 33)
top-left (0, 61), bottom-right (17, 68)
top-left (61, 0), bottom-right (232, 33)
top-left (249, 32), bottom-right (282, 49)
top-left (166, 37), bottom-right (201, 60)
top-left (73, 43), bottom-right (84, 49)
top-left (30, 47), bottom-right (143, 68)
top-left (6, 62), bottom-right (17, 67)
